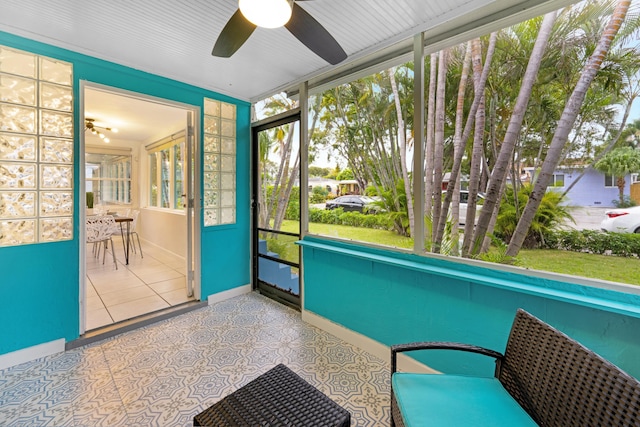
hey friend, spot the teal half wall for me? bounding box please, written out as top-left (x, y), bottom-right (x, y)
top-left (300, 237), bottom-right (640, 380)
top-left (0, 31), bottom-right (250, 356)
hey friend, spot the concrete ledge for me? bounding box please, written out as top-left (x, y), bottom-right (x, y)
top-left (298, 239), bottom-right (640, 319)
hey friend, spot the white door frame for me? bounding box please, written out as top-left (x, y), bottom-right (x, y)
top-left (79, 81), bottom-right (201, 334)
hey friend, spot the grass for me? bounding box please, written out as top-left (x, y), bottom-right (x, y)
top-left (293, 220), bottom-right (413, 249)
top-left (517, 249), bottom-right (640, 286)
top-left (270, 220), bottom-right (640, 287)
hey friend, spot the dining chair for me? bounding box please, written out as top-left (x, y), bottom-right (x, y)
top-left (93, 217), bottom-right (120, 261)
top-left (86, 215), bottom-right (118, 269)
top-left (127, 210), bottom-right (143, 258)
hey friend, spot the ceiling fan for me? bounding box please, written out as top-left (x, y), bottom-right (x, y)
top-left (212, 0), bottom-right (347, 65)
top-left (85, 118), bottom-right (118, 143)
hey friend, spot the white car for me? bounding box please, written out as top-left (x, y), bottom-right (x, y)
top-left (444, 190), bottom-right (485, 225)
top-left (600, 205), bottom-right (640, 233)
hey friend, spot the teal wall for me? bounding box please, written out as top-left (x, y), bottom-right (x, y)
top-left (301, 237), bottom-right (640, 380)
top-left (0, 31), bottom-right (250, 356)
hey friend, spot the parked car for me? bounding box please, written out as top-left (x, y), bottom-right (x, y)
top-left (325, 195), bottom-right (376, 213)
top-left (443, 190), bottom-right (485, 225)
top-left (600, 205), bottom-right (640, 233)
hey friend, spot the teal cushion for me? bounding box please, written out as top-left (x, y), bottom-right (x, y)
top-left (392, 373), bottom-right (538, 427)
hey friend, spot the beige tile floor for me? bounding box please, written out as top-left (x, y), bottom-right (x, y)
top-left (85, 236), bottom-right (195, 331)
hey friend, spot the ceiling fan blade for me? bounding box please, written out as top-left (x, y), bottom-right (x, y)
top-left (212, 9), bottom-right (256, 57)
top-left (285, 3), bottom-right (347, 65)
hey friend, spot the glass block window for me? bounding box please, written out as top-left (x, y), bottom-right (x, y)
top-left (203, 98), bottom-right (236, 226)
top-left (0, 45), bottom-right (73, 246)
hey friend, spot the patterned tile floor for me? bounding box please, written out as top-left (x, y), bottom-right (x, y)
top-left (0, 292), bottom-right (391, 426)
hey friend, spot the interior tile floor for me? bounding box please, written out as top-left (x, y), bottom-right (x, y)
top-left (0, 292), bottom-right (391, 426)
top-left (86, 236), bottom-right (195, 331)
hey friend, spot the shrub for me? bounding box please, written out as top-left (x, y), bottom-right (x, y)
top-left (284, 187), bottom-right (300, 220)
top-left (494, 185), bottom-right (574, 249)
top-left (308, 207), bottom-right (391, 230)
top-left (544, 229), bottom-right (640, 258)
top-left (612, 195), bottom-right (637, 208)
top-left (338, 211), bottom-right (362, 227)
top-left (309, 186), bottom-right (329, 204)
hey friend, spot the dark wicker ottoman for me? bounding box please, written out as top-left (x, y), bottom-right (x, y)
top-left (193, 364), bottom-right (351, 427)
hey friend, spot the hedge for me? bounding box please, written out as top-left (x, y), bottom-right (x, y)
top-left (308, 207), bottom-right (392, 230)
top-left (544, 229), bottom-right (640, 258)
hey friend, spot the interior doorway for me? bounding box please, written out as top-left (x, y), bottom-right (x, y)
top-left (80, 84), bottom-right (200, 334)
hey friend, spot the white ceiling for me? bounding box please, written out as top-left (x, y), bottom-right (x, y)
top-left (0, 0), bottom-right (566, 103)
top-left (84, 88), bottom-right (187, 146)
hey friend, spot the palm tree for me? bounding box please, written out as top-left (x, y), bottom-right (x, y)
top-left (469, 11), bottom-right (558, 255)
top-left (594, 146), bottom-right (640, 205)
top-left (506, 0), bottom-right (631, 257)
top-left (388, 68), bottom-right (415, 237)
top-left (620, 118), bottom-right (640, 148)
top-left (433, 34), bottom-right (497, 252)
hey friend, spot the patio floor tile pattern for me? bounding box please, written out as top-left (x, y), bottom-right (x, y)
top-left (0, 292), bottom-right (391, 426)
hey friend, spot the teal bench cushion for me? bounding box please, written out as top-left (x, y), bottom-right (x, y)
top-left (392, 373), bottom-right (538, 427)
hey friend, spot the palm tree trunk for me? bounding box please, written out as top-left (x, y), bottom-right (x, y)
top-left (617, 176), bottom-right (626, 205)
top-left (451, 42), bottom-right (473, 251)
top-left (432, 49), bottom-right (448, 241)
top-left (470, 12), bottom-right (557, 255)
top-left (425, 53), bottom-right (437, 219)
top-left (462, 38), bottom-right (486, 256)
top-left (433, 32), bottom-right (497, 252)
top-left (388, 68), bottom-right (415, 237)
top-left (507, 0), bottom-right (630, 257)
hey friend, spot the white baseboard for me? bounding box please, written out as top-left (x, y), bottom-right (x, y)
top-left (134, 237), bottom-right (185, 262)
top-left (0, 338), bottom-right (65, 370)
top-left (207, 284), bottom-right (252, 305)
top-left (302, 310), bottom-right (438, 374)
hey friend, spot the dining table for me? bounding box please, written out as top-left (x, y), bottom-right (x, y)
top-left (113, 216), bottom-right (133, 265)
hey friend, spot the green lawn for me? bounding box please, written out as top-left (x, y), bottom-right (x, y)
top-left (517, 249), bottom-right (640, 286)
top-left (271, 220), bottom-right (640, 287)
top-left (280, 220), bottom-right (413, 249)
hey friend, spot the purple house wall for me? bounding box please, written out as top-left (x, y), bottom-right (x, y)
top-left (546, 167), bottom-right (632, 207)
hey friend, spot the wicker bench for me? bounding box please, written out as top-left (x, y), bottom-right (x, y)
top-left (193, 363), bottom-right (350, 427)
top-left (391, 308), bottom-right (640, 426)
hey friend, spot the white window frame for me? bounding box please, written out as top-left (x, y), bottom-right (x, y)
top-left (548, 173), bottom-right (565, 187)
top-left (146, 133), bottom-right (185, 211)
top-left (605, 174), bottom-right (617, 188)
top-left (85, 149), bottom-right (132, 206)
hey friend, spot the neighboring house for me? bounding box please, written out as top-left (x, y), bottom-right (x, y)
top-left (524, 166), bottom-right (637, 207)
top-left (441, 172), bottom-right (471, 191)
top-left (308, 177), bottom-right (338, 195)
top-left (338, 179), bottom-right (361, 195)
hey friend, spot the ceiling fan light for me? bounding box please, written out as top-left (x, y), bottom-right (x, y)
top-left (239, 0), bottom-right (292, 29)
